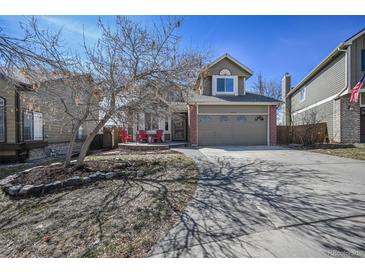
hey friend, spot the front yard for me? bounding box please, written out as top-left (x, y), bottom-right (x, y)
top-left (0, 149), bottom-right (198, 257)
top-left (302, 145), bottom-right (365, 161)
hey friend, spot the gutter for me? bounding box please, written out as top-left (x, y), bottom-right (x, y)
top-left (335, 45), bottom-right (351, 99)
top-left (286, 42), bottom-right (348, 98)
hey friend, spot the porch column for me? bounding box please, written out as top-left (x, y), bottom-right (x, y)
top-left (188, 104), bottom-right (198, 146)
top-left (269, 105), bottom-right (277, 145)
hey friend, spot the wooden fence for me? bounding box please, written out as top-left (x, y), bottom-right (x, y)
top-left (277, 123), bottom-right (328, 145)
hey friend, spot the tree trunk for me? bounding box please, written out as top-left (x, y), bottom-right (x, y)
top-left (65, 123), bottom-right (81, 167)
top-left (76, 114), bottom-right (112, 168)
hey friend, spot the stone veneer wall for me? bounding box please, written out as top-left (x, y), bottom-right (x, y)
top-left (28, 142), bottom-right (83, 161)
top-left (188, 104), bottom-right (198, 145)
top-left (339, 94), bottom-right (360, 143)
top-left (269, 105), bottom-right (277, 145)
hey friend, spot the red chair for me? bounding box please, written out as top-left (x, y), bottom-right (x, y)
top-left (151, 129), bottom-right (164, 143)
top-left (137, 130), bottom-right (149, 143)
top-left (119, 129), bottom-right (133, 143)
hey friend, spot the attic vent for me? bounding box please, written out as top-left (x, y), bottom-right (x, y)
top-left (219, 69), bottom-right (231, 76)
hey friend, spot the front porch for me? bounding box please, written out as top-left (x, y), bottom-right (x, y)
top-left (118, 141), bottom-right (189, 150)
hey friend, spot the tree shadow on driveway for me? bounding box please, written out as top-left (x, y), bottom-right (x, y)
top-left (150, 150), bottom-right (365, 257)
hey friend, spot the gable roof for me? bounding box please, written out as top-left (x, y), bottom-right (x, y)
top-left (207, 53), bottom-right (254, 76)
top-left (191, 92), bottom-right (281, 105)
top-left (287, 27), bottom-right (365, 98)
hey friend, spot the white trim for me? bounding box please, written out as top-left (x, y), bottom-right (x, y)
top-left (267, 105), bottom-right (270, 146)
top-left (196, 102), bottom-right (280, 106)
top-left (198, 112), bottom-right (268, 116)
top-left (360, 90), bottom-right (365, 107)
top-left (299, 87), bottom-right (306, 102)
top-left (212, 75), bottom-right (238, 96)
top-left (292, 93), bottom-right (338, 116)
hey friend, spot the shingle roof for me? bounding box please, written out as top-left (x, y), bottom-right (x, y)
top-left (190, 92), bottom-right (281, 104)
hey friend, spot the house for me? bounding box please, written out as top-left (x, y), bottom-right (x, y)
top-left (0, 72), bottom-right (97, 163)
top-left (282, 28), bottom-right (365, 143)
top-left (123, 53), bottom-right (280, 146)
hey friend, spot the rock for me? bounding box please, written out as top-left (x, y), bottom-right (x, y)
top-left (18, 185), bottom-right (34, 196)
top-left (88, 173), bottom-right (99, 181)
top-left (96, 171), bottom-right (106, 179)
top-left (81, 176), bottom-right (92, 184)
top-left (6, 185), bottom-right (21, 196)
top-left (45, 181), bottom-right (62, 193)
top-left (29, 184), bottom-right (44, 196)
top-left (89, 171), bottom-right (105, 181)
top-left (0, 175), bottom-right (17, 186)
top-left (50, 162), bottom-right (62, 166)
top-left (63, 176), bottom-right (81, 188)
top-left (136, 170), bottom-right (145, 177)
top-left (105, 172), bottom-right (115, 179)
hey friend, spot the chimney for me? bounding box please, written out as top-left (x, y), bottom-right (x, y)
top-left (281, 73), bottom-right (292, 126)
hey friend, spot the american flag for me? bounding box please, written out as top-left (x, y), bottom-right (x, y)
top-left (350, 74), bottom-right (365, 103)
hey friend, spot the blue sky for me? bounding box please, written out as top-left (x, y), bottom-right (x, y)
top-left (1, 15), bottom-right (364, 89)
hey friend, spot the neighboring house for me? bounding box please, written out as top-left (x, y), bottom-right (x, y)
top-left (122, 53), bottom-right (280, 146)
top-left (282, 28), bottom-right (365, 143)
top-left (0, 72), bottom-right (97, 163)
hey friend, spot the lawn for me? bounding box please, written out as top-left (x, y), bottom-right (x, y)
top-left (0, 149), bottom-right (198, 257)
top-left (307, 146), bottom-right (365, 161)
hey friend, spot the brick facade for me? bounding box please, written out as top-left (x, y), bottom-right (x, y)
top-left (269, 105), bottom-right (277, 145)
top-left (188, 104), bottom-right (198, 145)
top-left (339, 94), bottom-right (360, 143)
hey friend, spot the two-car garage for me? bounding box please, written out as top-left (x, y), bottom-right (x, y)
top-left (197, 105), bottom-right (269, 146)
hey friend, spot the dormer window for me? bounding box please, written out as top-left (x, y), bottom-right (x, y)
top-left (212, 75), bottom-right (238, 95)
top-left (217, 78), bottom-right (234, 92)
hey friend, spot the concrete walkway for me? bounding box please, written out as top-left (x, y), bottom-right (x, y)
top-left (150, 146), bottom-right (365, 257)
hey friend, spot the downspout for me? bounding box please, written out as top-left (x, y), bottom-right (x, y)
top-left (333, 44), bottom-right (351, 143)
top-left (336, 43), bottom-right (352, 98)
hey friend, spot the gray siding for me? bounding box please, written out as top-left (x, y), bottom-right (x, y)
top-left (291, 53), bottom-right (346, 113)
top-left (350, 33), bottom-right (365, 88)
top-left (292, 100), bottom-right (334, 141)
top-left (201, 57), bottom-right (249, 96)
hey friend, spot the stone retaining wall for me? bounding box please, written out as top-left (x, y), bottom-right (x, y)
top-left (0, 163), bottom-right (143, 198)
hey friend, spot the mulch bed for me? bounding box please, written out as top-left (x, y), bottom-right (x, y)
top-left (0, 151), bottom-right (199, 257)
top-left (11, 160), bottom-right (145, 187)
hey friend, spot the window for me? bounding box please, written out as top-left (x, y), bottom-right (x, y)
top-left (145, 113), bottom-right (158, 130)
top-left (299, 88), bottom-right (306, 102)
top-left (165, 120), bottom-right (169, 131)
top-left (77, 126), bottom-right (86, 140)
top-left (23, 111), bottom-right (43, 141)
top-left (0, 97), bottom-right (5, 142)
top-left (360, 92), bottom-right (365, 107)
top-left (216, 78), bottom-right (234, 92)
top-left (362, 49), bottom-right (365, 71)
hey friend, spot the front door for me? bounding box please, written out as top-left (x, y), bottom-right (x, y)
top-left (172, 113), bottom-right (187, 141)
top-left (361, 108), bottom-right (365, 143)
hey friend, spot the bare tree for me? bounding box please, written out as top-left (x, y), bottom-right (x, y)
top-left (1, 16), bottom-right (204, 168)
top-left (1, 18), bottom-right (102, 166)
top-left (74, 16), bottom-right (203, 167)
top-left (252, 73), bottom-right (281, 100)
top-left (291, 108), bottom-right (328, 145)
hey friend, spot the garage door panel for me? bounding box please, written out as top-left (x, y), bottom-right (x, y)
top-left (198, 115), bottom-right (267, 145)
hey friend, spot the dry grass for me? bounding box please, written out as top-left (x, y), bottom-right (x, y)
top-left (308, 147), bottom-right (365, 161)
top-left (0, 150), bottom-right (198, 257)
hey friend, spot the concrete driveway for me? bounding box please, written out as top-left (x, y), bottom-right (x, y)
top-left (150, 146), bottom-right (365, 257)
